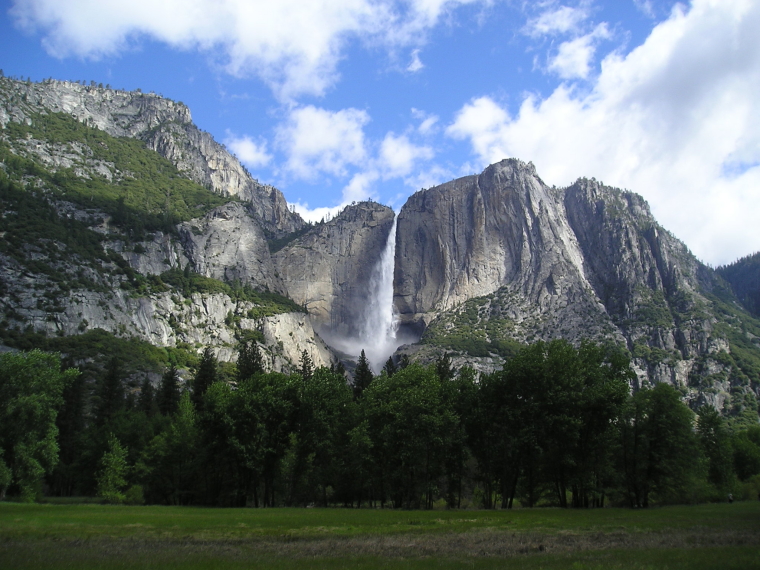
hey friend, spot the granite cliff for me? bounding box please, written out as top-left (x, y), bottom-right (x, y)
top-left (273, 202), bottom-right (395, 338)
top-left (0, 76), bottom-right (334, 372)
top-left (397, 159), bottom-right (759, 418)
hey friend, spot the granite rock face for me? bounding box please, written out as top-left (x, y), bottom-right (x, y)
top-left (178, 202), bottom-right (286, 294)
top-left (399, 159), bottom-right (759, 414)
top-left (273, 202), bottom-right (395, 337)
top-left (395, 160), bottom-right (602, 327)
top-left (0, 78), bottom-right (303, 237)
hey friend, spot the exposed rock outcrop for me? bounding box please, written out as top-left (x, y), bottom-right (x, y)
top-left (398, 159), bottom-right (759, 414)
top-left (273, 202), bottom-right (395, 337)
top-left (0, 77), bottom-right (303, 237)
top-left (395, 160), bottom-right (607, 332)
top-left (178, 202), bottom-right (286, 294)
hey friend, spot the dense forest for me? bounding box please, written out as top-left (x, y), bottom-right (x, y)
top-left (2, 340), bottom-right (759, 509)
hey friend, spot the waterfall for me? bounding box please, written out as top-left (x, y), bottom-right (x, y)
top-left (359, 217), bottom-right (400, 372)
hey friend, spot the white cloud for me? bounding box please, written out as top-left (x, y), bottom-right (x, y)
top-left (407, 48), bottom-right (424, 72)
top-left (11, 0), bottom-right (486, 100)
top-left (634, 0), bottom-right (656, 19)
top-left (288, 170), bottom-right (380, 223)
top-left (525, 3), bottom-right (590, 37)
top-left (288, 201), bottom-right (347, 224)
top-left (343, 170), bottom-right (380, 202)
top-left (276, 105), bottom-right (369, 179)
top-left (548, 23), bottom-right (610, 79)
top-left (411, 108), bottom-right (439, 134)
top-left (224, 132), bottom-right (272, 168)
top-left (379, 133), bottom-right (434, 177)
top-left (448, 0), bottom-right (760, 265)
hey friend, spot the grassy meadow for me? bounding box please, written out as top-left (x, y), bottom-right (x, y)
top-left (1, 502), bottom-right (759, 569)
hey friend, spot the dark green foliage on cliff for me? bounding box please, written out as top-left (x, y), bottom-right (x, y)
top-left (421, 291), bottom-right (524, 358)
top-left (0, 172), bottom-right (110, 278)
top-left (2, 111), bottom-right (229, 237)
top-left (0, 327), bottom-right (198, 376)
top-left (705, 277), bottom-right (760, 386)
top-left (267, 224), bottom-right (316, 254)
top-left (718, 251), bottom-right (760, 318)
top-left (158, 268), bottom-right (305, 316)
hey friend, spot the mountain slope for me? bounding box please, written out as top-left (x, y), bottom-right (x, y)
top-left (397, 159), bottom-right (759, 420)
top-left (0, 76), bottom-right (332, 373)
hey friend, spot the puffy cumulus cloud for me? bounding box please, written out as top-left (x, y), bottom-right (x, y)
top-left (547, 23), bottom-right (610, 79)
top-left (287, 115), bottom-right (437, 221)
top-left (289, 201), bottom-right (347, 224)
top-left (524, 2), bottom-right (590, 37)
top-left (276, 105), bottom-right (369, 179)
top-left (224, 132), bottom-right (272, 168)
top-left (379, 133), bottom-right (434, 177)
top-left (10, 0), bottom-right (486, 100)
top-left (288, 170), bottom-right (379, 223)
top-left (448, 0), bottom-right (760, 265)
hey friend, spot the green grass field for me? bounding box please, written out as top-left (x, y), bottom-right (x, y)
top-left (1, 502), bottom-right (759, 569)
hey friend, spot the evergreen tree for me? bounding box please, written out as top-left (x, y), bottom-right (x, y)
top-left (697, 406), bottom-right (735, 491)
top-left (353, 350), bottom-right (374, 399)
top-left (95, 357), bottom-right (125, 426)
top-left (96, 435), bottom-right (129, 504)
top-left (299, 350), bottom-right (313, 381)
top-left (435, 352), bottom-right (454, 381)
top-left (383, 357), bottom-right (397, 377)
top-left (138, 377), bottom-right (158, 418)
top-left (192, 347), bottom-right (217, 410)
top-left (50, 368), bottom-right (87, 496)
top-left (237, 341), bottom-right (263, 383)
top-left (158, 365), bottom-right (181, 416)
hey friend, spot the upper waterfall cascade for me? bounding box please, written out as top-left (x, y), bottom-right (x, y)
top-left (359, 217), bottom-right (402, 372)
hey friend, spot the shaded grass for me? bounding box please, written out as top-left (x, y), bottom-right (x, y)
top-left (1, 502), bottom-right (759, 569)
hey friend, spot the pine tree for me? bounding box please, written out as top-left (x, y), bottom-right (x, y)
top-left (353, 350), bottom-right (374, 399)
top-left (96, 435), bottom-right (129, 504)
top-left (95, 357), bottom-right (124, 426)
top-left (299, 350), bottom-right (313, 381)
top-left (383, 356), bottom-right (397, 377)
top-left (138, 377), bottom-right (158, 417)
top-left (436, 352), bottom-right (454, 381)
top-left (237, 341), bottom-right (263, 383)
top-left (158, 365), bottom-right (181, 416)
top-left (192, 347), bottom-right (217, 410)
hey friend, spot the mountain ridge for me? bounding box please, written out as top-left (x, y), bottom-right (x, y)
top-left (1, 76), bottom-right (758, 422)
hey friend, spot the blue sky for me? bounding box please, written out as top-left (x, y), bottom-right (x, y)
top-left (1, 0), bottom-right (758, 266)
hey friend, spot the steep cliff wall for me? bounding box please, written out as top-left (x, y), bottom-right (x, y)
top-left (395, 159), bottom-right (606, 331)
top-left (401, 160), bottom-right (759, 416)
top-left (0, 77), bottom-right (330, 371)
top-left (273, 202), bottom-right (395, 337)
top-left (178, 202), bottom-right (286, 294)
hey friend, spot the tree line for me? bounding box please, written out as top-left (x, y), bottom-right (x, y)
top-left (1, 340), bottom-right (759, 508)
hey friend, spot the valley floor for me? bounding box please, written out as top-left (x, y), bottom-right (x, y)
top-left (1, 502), bottom-right (758, 569)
